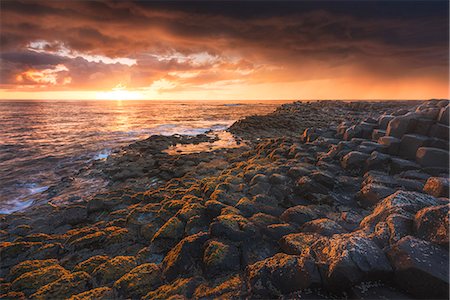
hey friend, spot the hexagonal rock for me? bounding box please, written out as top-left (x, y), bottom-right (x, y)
top-left (416, 147), bottom-right (449, 168)
top-left (359, 191), bottom-right (443, 246)
top-left (378, 136), bottom-right (401, 155)
top-left (30, 271), bottom-right (92, 299)
top-left (398, 134), bottom-right (429, 160)
top-left (341, 151), bottom-right (370, 172)
top-left (311, 234), bottom-right (392, 291)
top-left (423, 177), bottom-right (450, 197)
top-left (246, 253), bottom-right (321, 297)
top-left (378, 115), bottom-right (395, 130)
top-left (387, 236), bottom-right (449, 299)
top-left (162, 232), bottom-right (209, 282)
top-left (386, 114), bottom-right (417, 138)
top-left (300, 218), bottom-right (347, 237)
top-left (92, 256), bottom-right (137, 286)
top-left (414, 204), bottom-right (449, 246)
top-left (357, 183), bottom-right (396, 208)
top-left (279, 233), bottom-right (322, 254)
top-left (202, 240), bottom-right (240, 276)
top-left (438, 105), bottom-right (449, 125)
top-left (428, 123), bottom-right (449, 141)
top-left (113, 263), bottom-right (162, 299)
top-left (372, 129), bottom-right (386, 141)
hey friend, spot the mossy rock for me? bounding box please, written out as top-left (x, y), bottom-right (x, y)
top-left (9, 259), bottom-right (59, 282)
top-left (193, 274), bottom-right (244, 299)
top-left (73, 255), bottom-right (109, 274)
top-left (68, 231), bottom-right (107, 250)
top-left (203, 240), bottom-right (240, 276)
top-left (92, 256), bottom-right (137, 286)
top-left (143, 277), bottom-right (202, 300)
top-left (30, 271), bottom-right (92, 299)
top-left (113, 263), bottom-right (161, 298)
top-left (68, 287), bottom-right (112, 300)
top-left (11, 264), bottom-right (69, 296)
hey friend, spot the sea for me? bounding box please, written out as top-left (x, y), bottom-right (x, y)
top-left (0, 100), bottom-right (288, 214)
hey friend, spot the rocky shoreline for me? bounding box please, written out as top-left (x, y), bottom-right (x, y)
top-left (1, 99), bottom-right (449, 299)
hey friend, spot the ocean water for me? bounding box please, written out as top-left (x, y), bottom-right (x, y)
top-left (0, 100), bottom-right (286, 213)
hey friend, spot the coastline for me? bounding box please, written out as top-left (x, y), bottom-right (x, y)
top-left (1, 99), bottom-right (449, 299)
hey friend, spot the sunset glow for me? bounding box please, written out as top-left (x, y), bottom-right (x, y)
top-left (0, 1), bottom-right (448, 100)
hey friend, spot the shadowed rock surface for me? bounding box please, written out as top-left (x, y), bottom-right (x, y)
top-left (1, 99), bottom-right (448, 299)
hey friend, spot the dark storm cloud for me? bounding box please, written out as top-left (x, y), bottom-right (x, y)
top-left (0, 0), bottom-right (448, 91)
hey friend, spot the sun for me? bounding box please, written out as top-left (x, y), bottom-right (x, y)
top-left (96, 84), bottom-right (144, 100)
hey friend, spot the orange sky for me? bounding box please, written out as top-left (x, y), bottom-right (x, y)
top-left (0, 1), bottom-right (449, 100)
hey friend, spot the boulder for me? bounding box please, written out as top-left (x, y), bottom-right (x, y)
top-left (414, 204), bottom-right (449, 246)
top-left (11, 264), bottom-right (69, 296)
top-left (423, 177), bottom-right (450, 197)
top-left (366, 151), bottom-right (391, 171)
top-left (113, 263), bottom-right (162, 299)
top-left (311, 234), bottom-right (392, 291)
top-left (279, 233), bottom-right (321, 254)
top-left (378, 136), bottom-right (400, 155)
top-left (300, 218), bottom-right (347, 237)
top-left (280, 205), bottom-right (329, 226)
top-left (8, 259), bottom-right (59, 282)
top-left (341, 151), bottom-right (370, 172)
top-left (69, 287), bottom-right (113, 300)
top-left (390, 157), bottom-right (420, 174)
top-left (386, 114), bottom-right (417, 138)
top-left (387, 236), bottom-right (449, 299)
top-left (428, 123), bottom-right (449, 141)
top-left (202, 240), bottom-right (240, 276)
top-left (372, 129), bottom-right (386, 141)
top-left (358, 183), bottom-right (396, 208)
top-left (92, 256), bottom-right (137, 286)
top-left (162, 232), bottom-right (209, 282)
top-left (416, 147), bottom-right (449, 168)
top-left (412, 118), bottom-right (434, 136)
top-left (143, 277), bottom-right (201, 300)
top-left (246, 253), bottom-right (320, 297)
top-left (209, 214), bottom-right (258, 241)
top-left (438, 105), bottom-right (449, 125)
top-left (30, 271), bottom-right (92, 299)
top-left (378, 115), bottom-right (395, 130)
top-left (398, 134), bottom-right (429, 160)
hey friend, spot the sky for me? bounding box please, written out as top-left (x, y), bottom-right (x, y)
top-left (0, 0), bottom-right (449, 100)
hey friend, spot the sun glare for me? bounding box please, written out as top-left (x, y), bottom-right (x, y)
top-left (95, 86), bottom-right (144, 100)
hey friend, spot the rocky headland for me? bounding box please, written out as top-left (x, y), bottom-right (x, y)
top-left (1, 99), bottom-right (449, 299)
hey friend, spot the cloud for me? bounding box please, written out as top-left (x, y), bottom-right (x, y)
top-left (0, 0), bottom-right (448, 98)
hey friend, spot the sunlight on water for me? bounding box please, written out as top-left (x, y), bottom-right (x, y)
top-left (0, 100), bottom-right (287, 213)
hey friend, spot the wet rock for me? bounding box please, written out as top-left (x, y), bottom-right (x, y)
top-left (92, 256), bottom-right (137, 286)
top-left (423, 177), bottom-right (449, 197)
top-left (162, 232), bottom-right (209, 282)
top-left (11, 264), bottom-right (70, 296)
top-left (246, 253), bottom-right (320, 297)
top-left (30, 271), bottom-right (92, 300)
top-left (414, 204), bottom-right (449, 246)
top-left (416, 147), bottom-right (449, 168)
top-left (387, 236), bottom-right (449, 299)
top-left (113, 263), bottom-right (161, 299)
top-left (69, 287), bottom-right (113, 300)
top-left (312, 234), bottom-right (392, 291)
top-left (202, 240), bottom-right (240, 276)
